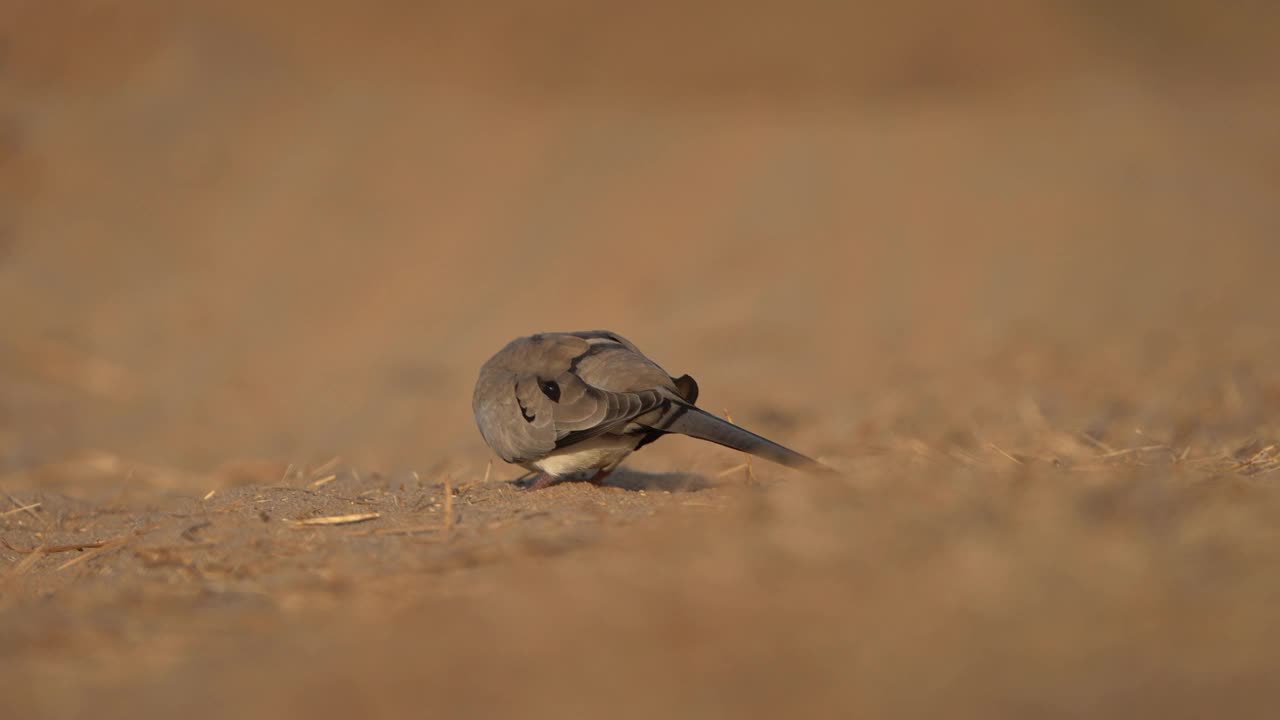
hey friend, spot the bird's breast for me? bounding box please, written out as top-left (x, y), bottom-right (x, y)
top-left (530, 435), bottom-right (642, 477)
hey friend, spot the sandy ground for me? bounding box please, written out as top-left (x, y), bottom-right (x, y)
top-left (3, 2), bottom-right (1280, 718)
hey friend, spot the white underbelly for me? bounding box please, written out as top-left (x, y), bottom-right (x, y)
top-left (531, 435), bottom-right (641, 477)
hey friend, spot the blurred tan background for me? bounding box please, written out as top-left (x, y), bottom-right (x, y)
top-left (4, 2), bottom-right (1280, 718)
top-left (4, 0), bottom-right (1277, 473)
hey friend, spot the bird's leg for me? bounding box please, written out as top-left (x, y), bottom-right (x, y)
top-left (585, 467), bottom-right (614, 486)
top-left (525, 473), bottom-right (559, 490)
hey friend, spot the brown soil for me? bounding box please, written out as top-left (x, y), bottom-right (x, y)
top-left (4, 3), bottom-right (1280, 718)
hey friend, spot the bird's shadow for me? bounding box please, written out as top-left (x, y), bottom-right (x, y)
top-left (602, 469), bottom-right (712, 493)
top-left (509, 469), bottom-right (713, 493)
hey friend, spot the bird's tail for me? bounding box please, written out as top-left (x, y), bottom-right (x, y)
top-left (652, 403), bottom-right (836, 475)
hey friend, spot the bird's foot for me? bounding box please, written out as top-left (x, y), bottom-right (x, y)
top-left (585, 468), bottom-right (614, 486)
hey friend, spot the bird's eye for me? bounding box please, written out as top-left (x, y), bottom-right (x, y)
top-left (539, 379), bottom-right (561, 402)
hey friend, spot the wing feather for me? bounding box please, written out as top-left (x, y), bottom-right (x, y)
top-left (552, 386), bottom-right (669, 448)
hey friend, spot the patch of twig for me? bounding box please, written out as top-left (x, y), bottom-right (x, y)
top-left (3, 527), bottom-right (149, 576)
top-left (1234, 444), bottom-right (1279, 476)
top-left (56, 535), bottom-right (132, 572)
top-left (2, 537), bottom-right (112, 555)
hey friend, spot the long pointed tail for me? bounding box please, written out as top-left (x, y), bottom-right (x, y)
top-left (653, 403), bottom-right (836, 475)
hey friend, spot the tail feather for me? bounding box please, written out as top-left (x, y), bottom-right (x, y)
top-left (654, 403), bottom-right (835, 475)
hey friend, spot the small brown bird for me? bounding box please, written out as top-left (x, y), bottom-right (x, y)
top-left (472, 330), bottom-right (831, 489)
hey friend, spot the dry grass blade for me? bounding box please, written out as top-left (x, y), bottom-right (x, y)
top-left (1182, 452), bottom-right (1231, 467)
top-left (1237, 444), bottom-right (1277, 467)
top-left (8, 530), bottom-right (150, 584)
top-left (348, 524), bottom-right (443, 537)
top-left (6, 547), bottom-right (46, 578)
top-left (987, 443), bottom-right (1024, 465)
top-left (309, 456), bottom-right (341, 478)
top-left (723, 409), bottom-right (756, 485)
top-left (715, 463), bottom-right (749, 478)
top-left (57, 535), bottom-right (132, 572)
top-left (1079, 433), bottom-right (1116, 453)
top-left (5, 494), bottom-right (45, 526)
top-left (290, 512), bottom-right (381, 527)
top-left (1098, 444), bottom-right (1169, 459)
top-left (443, 475), bottom-right (455, 536)
top-left (0, 502), bottom-right (41, 518)
top-left (135, 543), bottom-right (217, 554)
top-left (310, 474), bottom-right (337, 488)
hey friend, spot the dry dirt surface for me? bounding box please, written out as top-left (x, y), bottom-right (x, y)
top-left (4, 2), bottom-right (1280, 718)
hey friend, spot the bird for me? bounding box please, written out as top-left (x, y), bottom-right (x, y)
top-left (472, 330), bottom-right (833, 489)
